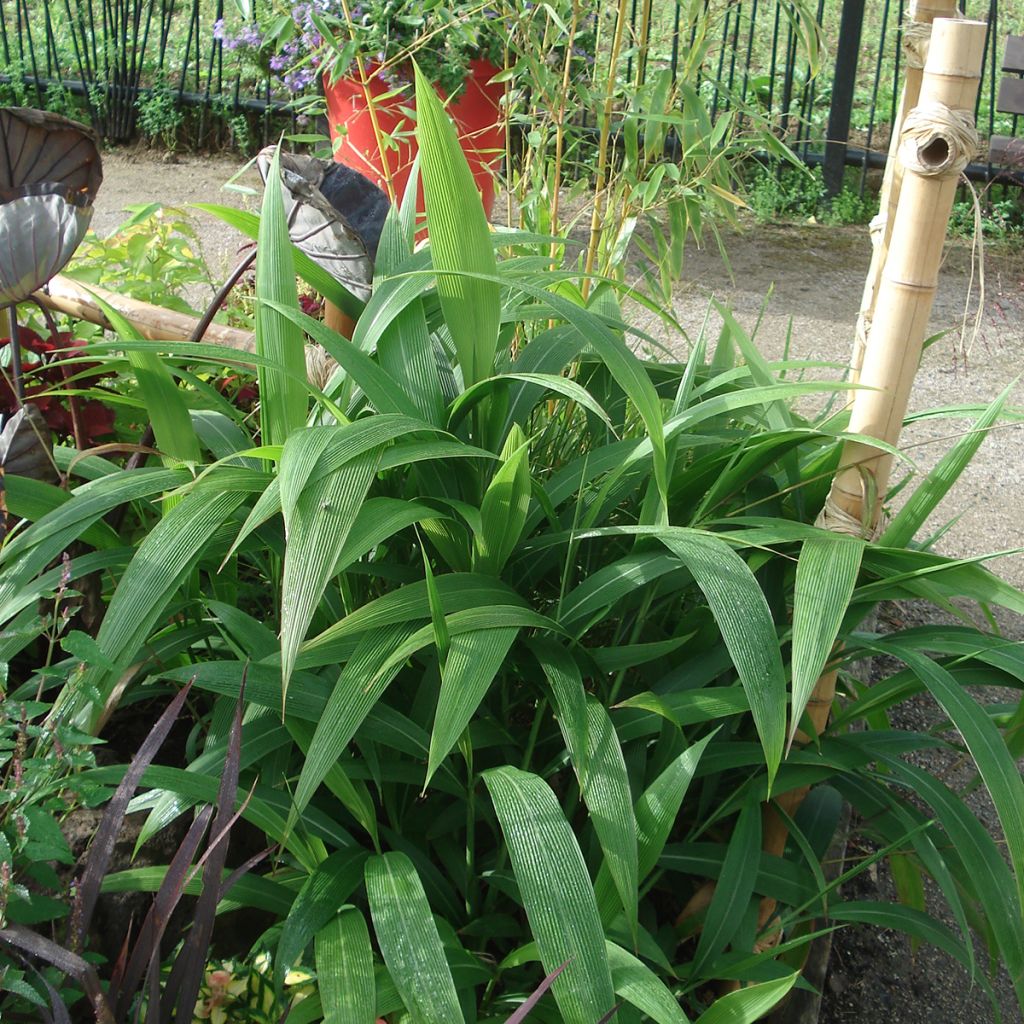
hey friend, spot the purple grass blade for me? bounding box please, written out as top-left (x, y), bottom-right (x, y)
top-left (70, 679), bottom-right (195, 951)
top-left (595, 1004), bottom-right (622, 1024)
top-left (502, 960), bottom-right (572, 1024)
top-left (113, 805), bottom-right (214, 1020)
top-left (0, 925), bottom-right (114, 1022)
top-left (218, 844), bottom-right (273, 903)
top-left (164, 674), bottom-right (246, 1024)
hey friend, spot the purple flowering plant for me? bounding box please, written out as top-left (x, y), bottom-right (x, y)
top-left (214, 0), bottom-right (514, 103)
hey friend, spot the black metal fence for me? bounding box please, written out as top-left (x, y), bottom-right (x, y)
top-left (0, 0), bottom-right (1020, 192)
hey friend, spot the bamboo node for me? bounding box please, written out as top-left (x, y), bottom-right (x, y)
top-left (814, 495), bottom-right (875, 540)
top-left (899, 101), bottom-right (979, 179)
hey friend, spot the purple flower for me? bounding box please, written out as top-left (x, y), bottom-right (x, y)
top-left (283, 68), bottom-right (315, 92)
top-left (212, 18), bottom-right (226, 41)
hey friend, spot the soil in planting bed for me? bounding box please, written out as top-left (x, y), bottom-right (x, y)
top-left (94, 151), bottom-right (1024, 1023)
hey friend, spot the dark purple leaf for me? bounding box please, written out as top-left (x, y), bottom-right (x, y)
top-left (70, 679), bottom-right (194, 951)
top-left (502, 960), bottom-right (572, 1024)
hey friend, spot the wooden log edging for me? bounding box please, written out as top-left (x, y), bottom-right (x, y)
top-left (34, 275), bottom-right (257, 358)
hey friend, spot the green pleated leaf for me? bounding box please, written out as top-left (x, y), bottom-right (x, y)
top-left (74, 489), bottom-right (248, 729)
top-left (692, 972), bottom-right (798, 1024)
top-left (276, 850), bottom-right (368, 990)
top-left (474, 424), bottom-right (531, 575)
top-left (578, 699), bottom-right (638, 939)
top-left (881, 385), bottom-right (1010, 549)
top-left (316, 907), bottom-right (376, 1024)
top-left (293, 623), bottom-right (421, 818)
top-left (606, 942), bottom-right (690, 1024)
top-left (690, 799), bottom-right (761, 979)
top-left (255, 145), bottom-right (308, 446)
top-left (874, 643), bottom-right (1024, 919)
top-left (426, 626), bottom-right (518, 786)
top-left (789, 533), bottom-right (863, 749)
top-left (656, 530), bottom-right (787, 791)
top-left (279, 438), bottom-right (381, 700)
top-left (414, 63), bottom-right (499, 388)
top-left (484, 766), bottom-right (616, 1024)
top-left (365, 852), bottom-right (465, 1024)
top-left (595, 733), bottom-right (717, 925)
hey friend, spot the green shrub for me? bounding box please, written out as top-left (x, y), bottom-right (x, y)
top-left (2, 71), bottom-right (1023, 1023)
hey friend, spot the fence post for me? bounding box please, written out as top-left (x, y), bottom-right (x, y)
top-left (824, 0), bottom-right (866, 197)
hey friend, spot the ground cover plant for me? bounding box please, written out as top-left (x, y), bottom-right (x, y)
top-left (2, 69), bottom-right (1024, 1023)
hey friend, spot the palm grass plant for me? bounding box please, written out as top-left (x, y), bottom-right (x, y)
top-left (2, 68), bottom-right (1024, 1021)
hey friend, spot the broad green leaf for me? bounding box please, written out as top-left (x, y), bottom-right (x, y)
top-left (426, 626), bottom-right (518, 785)
top-left (882, 385), bottom-right (1010, 549)
top-left (280, 441), bottom-right (381, 700)
top-left (657, 530), bottom-right (787, 790)
top-left (365, 852), bottom-right (465, 1024)
top-left (276, 850), bottom-right (368, 989)
top-left (316, 907), bottom-right (376, 1024)
top-left (692, 972), bottom-right (798, 1024)
top-left (578, 699), bottom-right (638, 940)
top-left (873, 642), bottom-right (1024, 918)
top-left (606, 942), bottom-right (689, 1024)
top-left (484, 766), bottom-right (615, 1024)
top-left (255, 145), bottom-right (308, 445)
top-left (72, 489), bottom-right (248, 730)
top-left (414, 63), bottom-right (499, 388)
top-left (690, 798), bottom-right (762, 979)
top-left (789, 534), bottom-right (863, 749)
top-left (474, 424), bottom-right (531, 575)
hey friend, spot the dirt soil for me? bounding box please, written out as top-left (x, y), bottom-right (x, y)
top-left (93, 150), bottom-right (1024, 1023)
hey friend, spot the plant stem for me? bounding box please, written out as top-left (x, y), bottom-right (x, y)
top-left (548, 0), bottom-right (581, 266)
top-left (581, 0), bottom-right (630, 300)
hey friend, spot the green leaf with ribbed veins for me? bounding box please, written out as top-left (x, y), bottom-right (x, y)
top-left (789, 534), bottom-right (863, 749)
top-left (316, 907), bottom-right (376, 1024)
top-left (255, 146), bottom-right (308, 445)
top-left (691, 799), bottom-right (762, 979)
top-left (426, 626), bottom-right (518, 785)
top-left (414, 62), bottom-right (498, 388)
top-left (475, 424), bottom-right (531, 575)
top-left (279, 446), bottom-right (380, 701)
top-left (484, 766), bottom-right (615, 1024)
top-left (276, 850), bottom-right (368, 990)
top-left (692, 973), bottom-right (798, 1024)
top-left (74, 489), bottom-right (248, 729)
top-left (607, 942), bottom-right (690, 1024)
top-left (365, 852), bottom-right (465, 1024)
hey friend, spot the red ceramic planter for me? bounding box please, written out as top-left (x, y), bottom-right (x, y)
top-left (323, 59), bottom-right (505, 220)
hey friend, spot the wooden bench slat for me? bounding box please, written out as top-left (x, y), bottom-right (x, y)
top-left (997, 77), bottom-right (1024, 116)
top-left (989, 135), bottom-right (1024, 168)
top-left (1003, 34), bottom-right (1024, 73)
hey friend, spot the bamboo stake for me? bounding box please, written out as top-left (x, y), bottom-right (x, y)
top-left (851, 0), bottom-right (961, 382)
top-left (754, 16), bottom-right (987, 948)
top-left (680, 15), bottom-right (988, 961)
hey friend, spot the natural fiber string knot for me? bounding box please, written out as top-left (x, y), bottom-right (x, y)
top-left (901, 19), bottom-right (932, 70)
top-left (899, 101), bottom-right (979, 179)
top-left (814, 495), bottom-right (876, 540)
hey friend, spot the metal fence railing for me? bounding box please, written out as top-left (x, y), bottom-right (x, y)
top-left (0, 0), bottom-right (1020, 192)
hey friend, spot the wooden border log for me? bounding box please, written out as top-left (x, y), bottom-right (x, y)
top-left (34, 275), bottom-right (256, 357)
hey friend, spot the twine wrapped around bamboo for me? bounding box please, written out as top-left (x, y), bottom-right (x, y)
top-left (851, 0), bottom-right (962, 383)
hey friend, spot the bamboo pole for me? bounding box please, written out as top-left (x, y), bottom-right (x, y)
top-left (755, 15), bottom-right (986, 948)
top-left (851, 0), bottom-right (961, 382)
top-left (34, 275), bottom-right (257, 356)
top-left (680, 17), bottom-right (987, 965)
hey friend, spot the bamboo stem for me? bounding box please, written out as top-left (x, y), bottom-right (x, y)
top-left (754, 16), bottom-right (987, 951)
top-left (851, 0), bottom-right (960, 382)
top-left (581, 0), bottom-right (629, 300)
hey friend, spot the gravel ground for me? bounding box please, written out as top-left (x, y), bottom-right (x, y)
top-left (91, 150), bottom-right (1024, 1023)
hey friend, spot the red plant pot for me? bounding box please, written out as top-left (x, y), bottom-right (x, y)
top-left (323, 59), bottom-right (505, 220)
